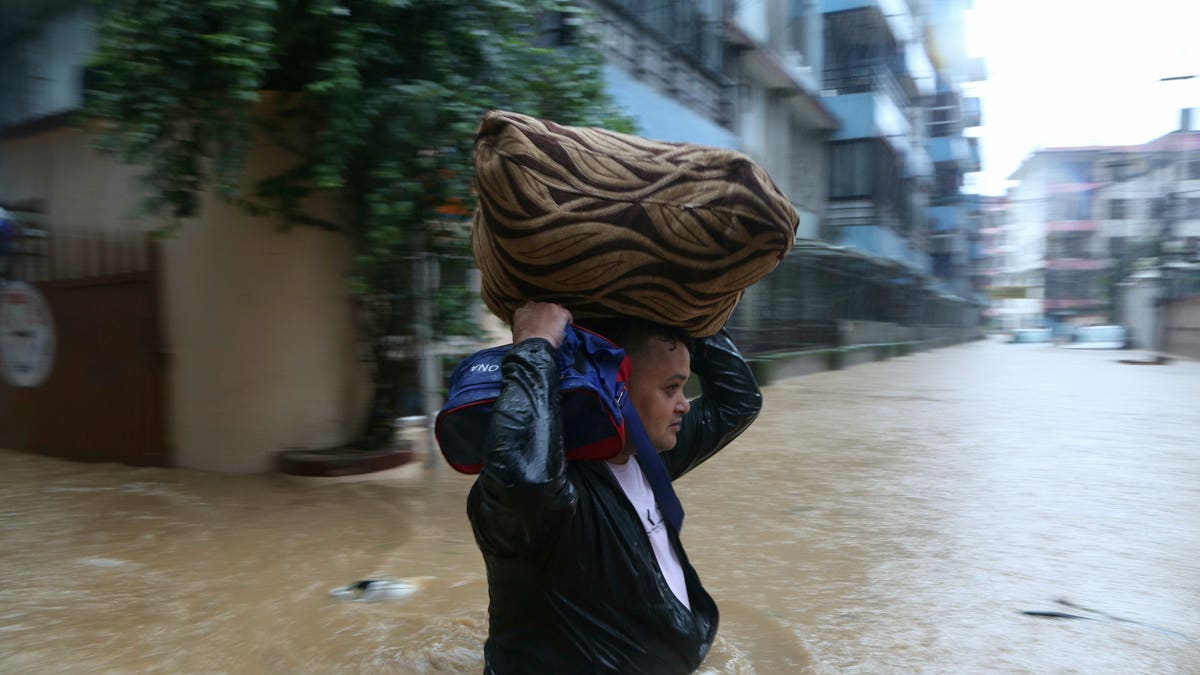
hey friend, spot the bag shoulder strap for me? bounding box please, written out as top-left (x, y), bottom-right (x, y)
top-left (620, 397), bottom-right (684, 532)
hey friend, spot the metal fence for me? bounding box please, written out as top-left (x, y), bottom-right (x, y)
top-left (727, 241), bottom-right (984, 356)
top-left (6, 225), bottom-right (154, 283)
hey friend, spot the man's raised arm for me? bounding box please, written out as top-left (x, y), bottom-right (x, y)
top-left (661, 329), bottom-right (762, 479)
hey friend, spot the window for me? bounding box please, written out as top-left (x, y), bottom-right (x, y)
top-left (1048, 233), bottom-right (1090, 258)
top-left (1108, 198), bottom-right (1127, 220)
top-left (1064, 235), bottom-right (1087, 258)
top-left (829, 140), bottom-right (873, 199)
top-left (1050, 195), bottom-right (1091, 221)
top-left (789, 0), bottom-right (811, 57)
top-left (933, 167), bottom-right (960, 200)
top-left (1106, 160), bottom-right (1132, 181)
top-left (611, 0), bottom-right (722, 75)
top-left (1053, 161), bottom-right (1093, 183)
top-left (1188, 159), bottom-right (1200, 180)
top-left (1045, 270), bottom-right (1101, 300)
top-left (1187, 198), bottom-right (1200, 219)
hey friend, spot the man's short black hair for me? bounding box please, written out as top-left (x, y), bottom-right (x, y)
top-left (574, 316), bottom-right (691, 358)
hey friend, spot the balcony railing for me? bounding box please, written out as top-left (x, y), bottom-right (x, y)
top-left (1043, 298), bottom-right (1107, 310)
top-left (596, 0), bottom-right (724, 77)
top-left (1044, 258), bottom-right (1108, 271)
top-left (1046, 220), bottom-right (1100, 232)
top-left (827, 199), bottom-right (904, 232)
top-left (823, 63), bottom-right (911, 110)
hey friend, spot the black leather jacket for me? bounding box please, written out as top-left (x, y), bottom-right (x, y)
top-left (467, 330), bottom-right (761, 674)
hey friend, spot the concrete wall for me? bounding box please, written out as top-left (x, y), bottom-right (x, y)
top-left (836, 224), bottom-right (932, 273)
top-left (0, 127), bottom-right (141, 230)
top-left (837, 319), bottom-right (900, 346)
top-left (748, 325), bottom-right (980, 385)
top-left (602, 64), bottom-right (737, 149)
top-left (0, 125), bottom-right (371, 472)
top-left (825, 92), bottom-right (910, 142)
top-left (162, 195), bottom-right (369, 472)
top-left (1118, 274), bottom-right (1163, 350)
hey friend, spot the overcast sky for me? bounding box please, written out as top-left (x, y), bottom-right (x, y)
top-left (963, 0), bottom-right (1200, 195)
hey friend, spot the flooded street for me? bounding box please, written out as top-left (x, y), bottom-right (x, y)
top-left (2, 338), bottom-right (1199, 673)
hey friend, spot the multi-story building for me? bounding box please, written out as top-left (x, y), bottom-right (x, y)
top-left (980, 191), bottom-right (1047, 330)
top-left (818, 0), bottom-right (937, 273)
top-left (587, 0), bottom-right (986, 311)
top-left (1094, 126), bottom-right (1200, 265)
top-left (923, 0), bottom-right (984, 299)
top-left (1010, 147), bottom-right (1110, 328)
top-left (974, 194), bottom-right (1012, 326)
top-left (962, 192), bottom-right (988, 294)
top-left (604, 0), bottom-right (983, 346)
top-left (990, 167), bottom-right (1049, 329)
top-left (1003, 109), bottom-right (1200, 331)
top-left (726, 0), bottom-right (838, 241)
top-left (581, 1), bottom-right (846, 348)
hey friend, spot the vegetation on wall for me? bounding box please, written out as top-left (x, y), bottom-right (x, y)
top-left (83, 0), bottom-right (634, 449)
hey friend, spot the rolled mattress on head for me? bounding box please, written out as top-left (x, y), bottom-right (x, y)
top-left (471, 110), bottom-right (799, 338)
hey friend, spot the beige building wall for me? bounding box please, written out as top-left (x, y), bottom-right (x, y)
top-left (0, 127), bottom-right (141, 230)
top-left (0, 125), bottom-right (371, 472)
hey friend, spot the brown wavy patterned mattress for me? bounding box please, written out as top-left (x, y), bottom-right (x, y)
top-left (472, 110), bottom-right (798, 337)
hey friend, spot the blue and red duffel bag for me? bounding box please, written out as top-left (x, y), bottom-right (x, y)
top-left (435, 325), bottom-right (630, 474)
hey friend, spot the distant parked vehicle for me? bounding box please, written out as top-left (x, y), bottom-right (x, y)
top-left (1060, 325), bottom-right (1129, 350)
top-left (1009, 328), bottom-right (1053, 343)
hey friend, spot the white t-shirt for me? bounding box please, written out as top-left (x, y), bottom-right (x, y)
top-left (607, 458), bottom-right (691, 611)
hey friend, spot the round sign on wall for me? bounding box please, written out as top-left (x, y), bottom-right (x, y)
top-left (0, 281), bottom-right (57, 388)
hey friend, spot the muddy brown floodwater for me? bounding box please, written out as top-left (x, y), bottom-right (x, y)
top-left (2, 337), bottom-right (1199, 673)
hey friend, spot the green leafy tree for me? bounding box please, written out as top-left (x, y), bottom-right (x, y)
top-left (83, 0), bottom-right (634, 450)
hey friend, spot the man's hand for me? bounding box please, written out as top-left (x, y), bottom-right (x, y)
top-left (512, 302), bottom-right (573, 349)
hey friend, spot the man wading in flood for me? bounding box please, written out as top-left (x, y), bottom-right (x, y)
top-left (467, 301), bottom-right (762, 673)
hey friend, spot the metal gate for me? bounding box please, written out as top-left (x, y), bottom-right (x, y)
top-left (1165, 296), bottom-right (1200, 360)
top-left (0, 229), bottom-right (167, 465)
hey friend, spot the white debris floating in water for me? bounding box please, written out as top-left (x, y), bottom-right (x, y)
top-left (80, 557), bottom-right (132, 568)
top-left (330, 579), bottom-right (420, 602)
